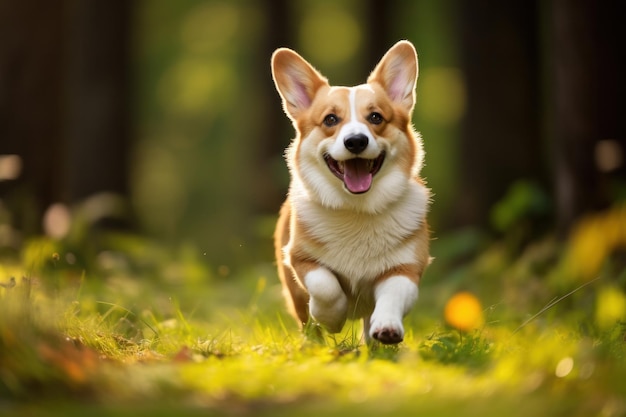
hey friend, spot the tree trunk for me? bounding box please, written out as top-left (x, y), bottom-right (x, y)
top-left (456, 0), bottom-right (544, 229)
top-left (252, 0), bottom-right (293, 214)
top-left (0, 0), bottom-right (133, 234)
top-left (550, 0), bottom-right (624, 234)
top-left (0, 1), bottom-right (67, 234)
top-left (64, 1), bottom-right (132, 205)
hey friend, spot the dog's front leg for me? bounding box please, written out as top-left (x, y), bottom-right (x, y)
top-left (301, 267), bottom-right (348, 333)
top-left (369, 275), bottom-right (418, 344)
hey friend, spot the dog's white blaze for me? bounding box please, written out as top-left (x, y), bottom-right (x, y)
top-left (341, 87), bottom-right (366, 136)
top-left (369, 276), bottom-right (419, 339)
top-left (329, 86), bottom-right (380, 160)
top-left (348, 87), bottom-right (357, 120)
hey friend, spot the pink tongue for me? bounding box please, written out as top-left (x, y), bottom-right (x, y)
top-left (343, 159), bottom-right (372, 193)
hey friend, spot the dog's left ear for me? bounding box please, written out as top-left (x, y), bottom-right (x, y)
top-left (367, 40), bottom-right (418, 113)
top-left (271, 48), bottom-right (329, 122)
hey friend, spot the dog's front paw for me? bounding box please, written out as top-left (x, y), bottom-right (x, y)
top-left (305, 268), bottom-right (348, 333)
top-left (310, 294), bottom-right (348, 333)
top-left (369, 315), bottom-right (404, 344)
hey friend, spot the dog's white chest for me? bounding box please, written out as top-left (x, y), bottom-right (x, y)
top-left (295, 183), bottom-right (428, 284)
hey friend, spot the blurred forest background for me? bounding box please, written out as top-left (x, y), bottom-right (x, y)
top-left (1, 0), bottom-right (625, 273)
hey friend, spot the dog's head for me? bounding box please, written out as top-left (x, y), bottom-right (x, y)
top-left (271, 41), bottom-right (423, 213)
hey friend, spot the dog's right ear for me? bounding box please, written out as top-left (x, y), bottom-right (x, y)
top-left (367, 40), bottom-right (418, 114)
top-left (271, 48), bottom-right (329, 121)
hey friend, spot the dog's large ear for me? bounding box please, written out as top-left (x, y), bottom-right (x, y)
top-left (367, 40), bottom-right (418, 113)
top-left (271, 48), bottom-right (329, 121)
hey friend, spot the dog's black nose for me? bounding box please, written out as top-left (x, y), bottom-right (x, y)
top-left (344, 134), bottom-right (368, 154)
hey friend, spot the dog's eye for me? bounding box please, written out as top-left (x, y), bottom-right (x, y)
top-left (367, 112), bottom-right (384, 125)
top-left (323, 114), bottom-right (339, 127)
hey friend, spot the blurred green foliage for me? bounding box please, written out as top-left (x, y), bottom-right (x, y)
top-left (490, 180), bottom-right (551, 232)
top-left (1, 220), bottom-right (626, 416)
top-left (133, 0), bottom-right (266, 268)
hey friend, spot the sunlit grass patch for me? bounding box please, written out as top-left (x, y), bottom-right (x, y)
top-left (419, 329), bottom-right (492, 368)
top-left (2, 229), bottom-right (626, 416)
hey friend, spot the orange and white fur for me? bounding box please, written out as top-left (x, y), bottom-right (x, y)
top-left (272, 41), bottom-right (430, 344)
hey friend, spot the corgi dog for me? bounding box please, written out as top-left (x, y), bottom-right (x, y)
top-left (271, 40), bottom-right (430, 344)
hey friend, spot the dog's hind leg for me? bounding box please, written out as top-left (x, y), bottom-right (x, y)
top-left (279, 266), bottom-right (310, 327)
top-left (275, 202), bottom-right (310, 327)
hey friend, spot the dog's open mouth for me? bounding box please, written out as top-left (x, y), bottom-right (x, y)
top-left (324, 152), bottom-right (385, 194)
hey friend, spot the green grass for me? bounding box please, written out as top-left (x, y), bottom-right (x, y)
top-left (1, 231), bottom-right (626, 417)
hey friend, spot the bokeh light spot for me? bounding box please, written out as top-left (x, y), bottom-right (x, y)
top-left (43, 203), bottom-right (71, 239)
top-left (444, 291), bottom-right (485, 332)
top-left (181, 3), bottom-right (240, 54)
top-left (0, 154), bottom-right (23, 181)
top-left (417, 67), bottom-right (466, 125)
top-left (299, 4), bottom-right (360, 67)
top-left (595, 139), bottom-right (623, 173)
top-left (158, 59), bottom-right (235, 116)
top-left (595, 286), bottom-right (626, 329)
top-left (555, 357), bottom-right (574, 378)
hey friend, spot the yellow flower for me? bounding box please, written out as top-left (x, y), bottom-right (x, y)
top-left (566, 216), bottom-right (608, 280)
top-left (444, 291), bottom-right (485, 332)
top-left (595, 286), bottom-right (626, 329)
top-left (563, 204), bottom-right (626, 281)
